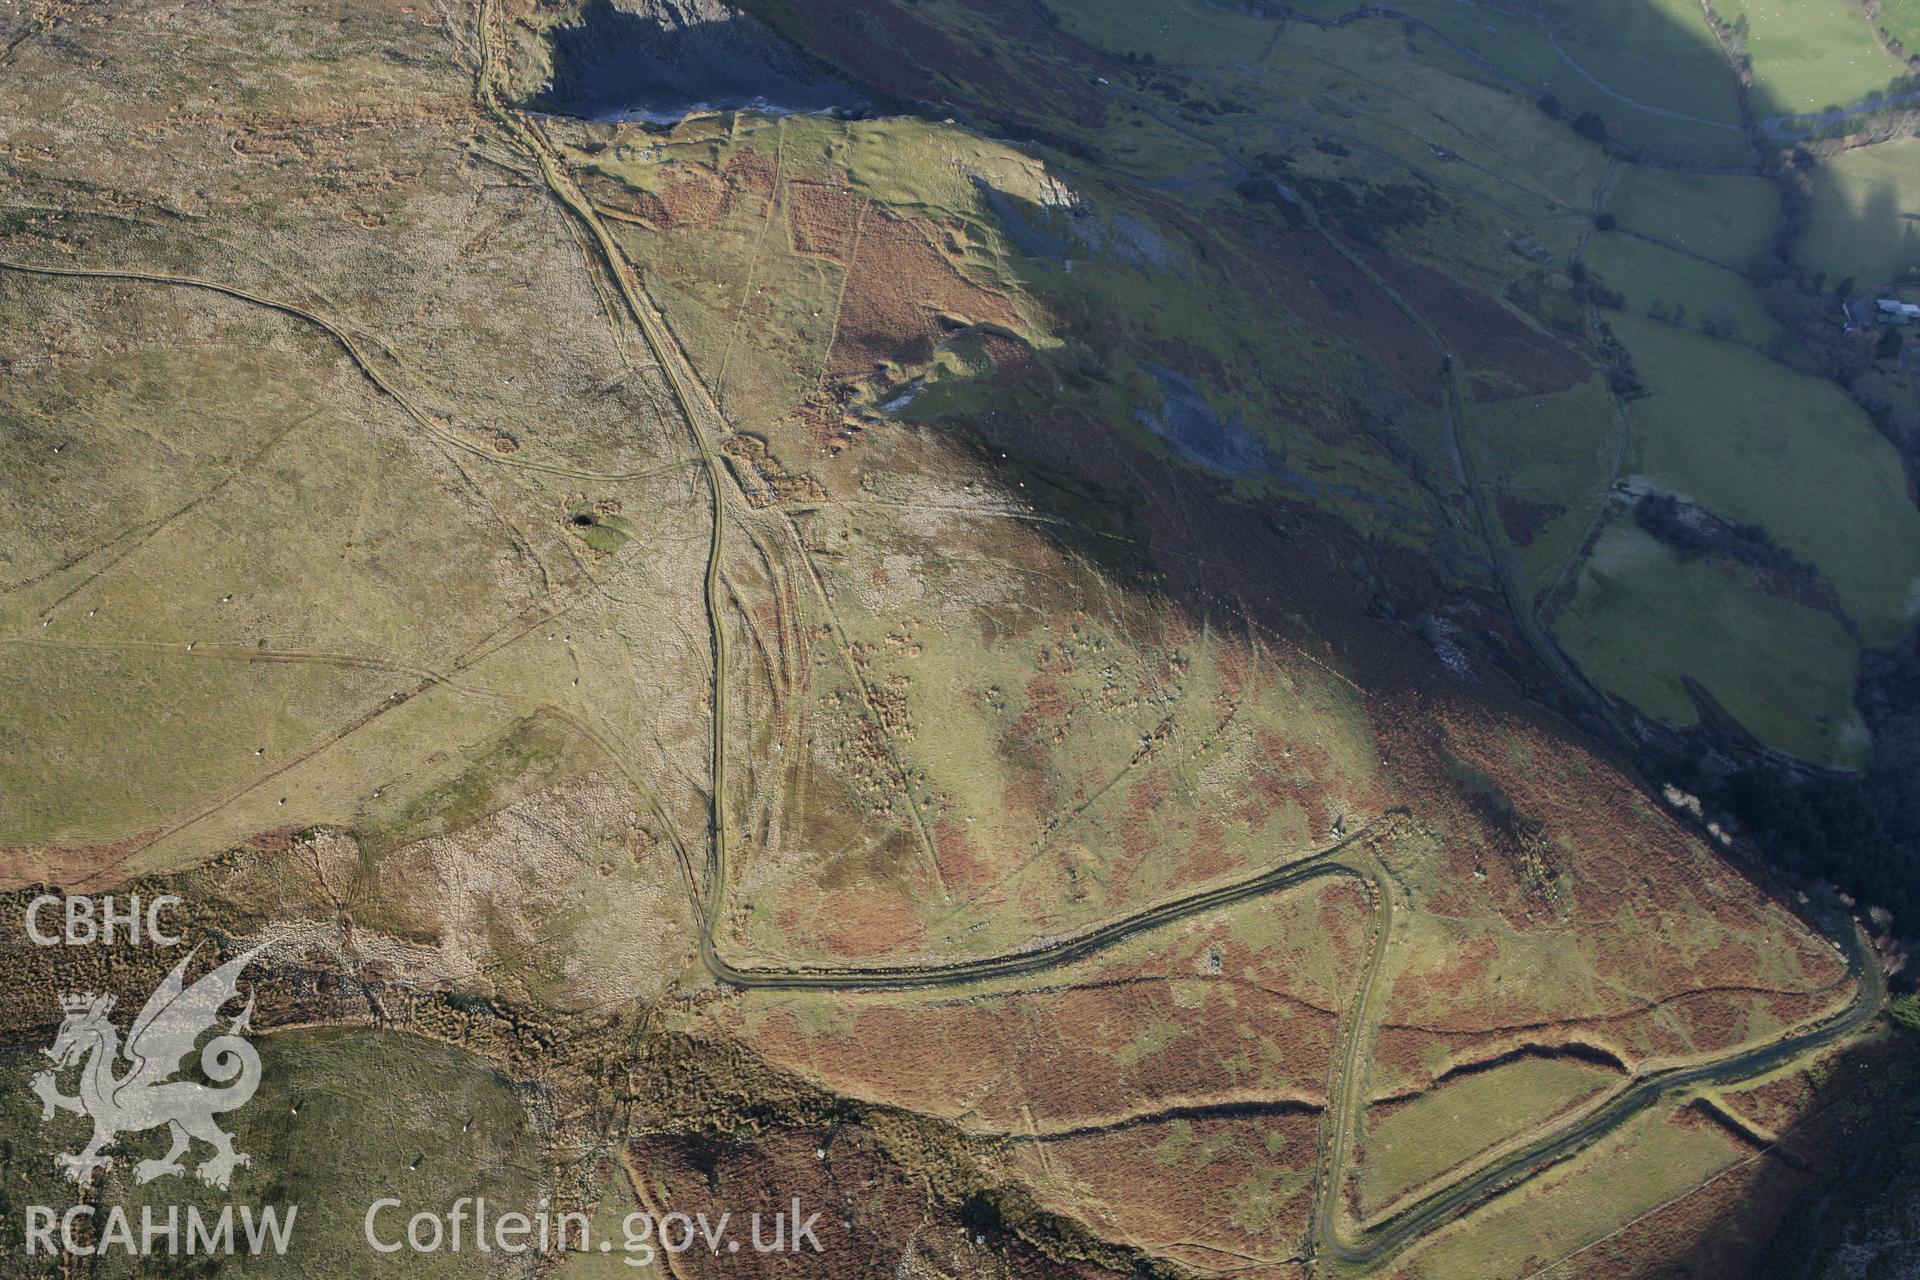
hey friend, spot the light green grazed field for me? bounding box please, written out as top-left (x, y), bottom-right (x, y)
top-left (1369, 0), bottom-right (1751, 164)
top-left (1611, 313), bottom-right (1920, 642)
top-left (1471, 376), bottom-right (1621, 591)
top-left (1361, 1056), bottom-right (1620, 1212)
top-left (1714, 0), bottom-right (1910, 115)
top-left (1603, 167), bottom-right (1779, 268)
top-left (1401, 1106), bottom-right (1748, 1280)
top-left (1586, 234), bottom-right (1787, 351)
top-left (1553, 521), bottom-right (1869, 765)
top-left (1799, 136), bottom-right (1920, 286)
top-left (1878, 0), bottom-right (1920, 49)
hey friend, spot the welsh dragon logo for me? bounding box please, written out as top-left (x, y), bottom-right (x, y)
top-left (30, 945), bottom-right (264, 1190)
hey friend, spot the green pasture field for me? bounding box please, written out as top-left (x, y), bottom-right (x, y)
top-left (1338, 0), bottom-right (1750, 165)
top-left (1879, 0), bottom-right (1920, 49)
top-left (1799, 136), bottom-right (1920, 286)
top-left (1399, 1104), bottom-right (1748, 1280)
top-left (1602, 167), bottom-right (1779, 268)
top-left (1277, 22), bottom-right (1612, 226)
top-left (1610, 312), bottom-right (1920, 642)
top-left (1585, 233), bottom-right (1787, 351)
top-left (1552, 520), bottom-right (1868, 765)
top-left (1713, 0), bottom-right (1909, 116)
top-left (1545, 0), bottom-right (1752, 119)
top-left (1360, 1056), bottom-right (1620, 1212)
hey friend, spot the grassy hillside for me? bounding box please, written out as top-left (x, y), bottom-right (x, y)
top-left (0, 1), bottom-right (1908, 1278)
top-left (1800, 136), bottom-right (1920, 285)
top-left (1611, 312), bottom-right (1920, 643)
top-left (1555, 520), bottom-right (1870, 764)
top-left (1604, 167), bottom-right (1780, 266)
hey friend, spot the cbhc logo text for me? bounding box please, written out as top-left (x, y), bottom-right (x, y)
top-left (25, 895), bottom-right (184, 947)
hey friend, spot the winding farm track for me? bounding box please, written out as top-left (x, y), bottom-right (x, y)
top-left (1325, 908), bottom-right (1880, 1267)
top-left (704, 836), bottom-right (1386, 991)
top-left (458, 5), bottom-right (1886, 1266)
top-left (1101, 60), bottom-right (1887, 1269)
top-left (0, 1), bottom-right (1875, 1270)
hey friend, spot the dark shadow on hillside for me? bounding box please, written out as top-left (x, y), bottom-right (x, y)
top-left (735, 0), bottom-right (1124, 157)
top-left (540, 0), bottom-right (1920, 1264)
top-left (536, 0), bottom-right (864, 125)
top-left (1662, 1023), bottom-right (1920, 1279)
top-left (712, 0), bottom-right (1920, 779)
top-left (881, 190), bottom-right (1519, 714)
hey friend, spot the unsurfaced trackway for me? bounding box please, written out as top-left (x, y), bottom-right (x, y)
top-left (493, 8), bottom-right (1888, 1272)
top-left (704, 833), bottom-right (1386, 992)
top-left (0, 4), bottom-right (1877, 1270)
top-left (1323, 902), bottom-right (1880, 1268)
